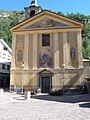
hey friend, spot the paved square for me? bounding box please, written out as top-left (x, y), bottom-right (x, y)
top-left (0, 92), bottom-right (90, 120)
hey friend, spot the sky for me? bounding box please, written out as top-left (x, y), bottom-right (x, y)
top-left (0, 0), bottom-right (90, 15)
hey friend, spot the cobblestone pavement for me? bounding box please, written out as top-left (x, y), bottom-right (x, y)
top-left (0, 92), bottom-right (90, 120)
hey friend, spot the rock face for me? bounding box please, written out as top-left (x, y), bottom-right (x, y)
top-left (0, 10), bottom-right (25, 19)
top-left (0, 10), bottom-right (14, 17)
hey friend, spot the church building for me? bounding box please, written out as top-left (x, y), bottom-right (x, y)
top-left (10, 0), bottom-right (84, 93)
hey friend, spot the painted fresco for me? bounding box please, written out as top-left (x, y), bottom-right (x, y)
top-left (39, 49), bottom-right (53, 68)
top-left (15, 48), bottom-right (23, 68)
top-left (70, 47), bottom-right (76, 61)
top-left (25, 18), bottom-right (68, 29)
top-left (17, 49), bottom-right (23, 61)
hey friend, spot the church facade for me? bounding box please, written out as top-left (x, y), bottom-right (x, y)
top-left (10, 0), bottom-right (84, 93)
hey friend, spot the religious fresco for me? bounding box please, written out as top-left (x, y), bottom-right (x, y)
top-left (15, 48), bottom-right (23, 67)
top-left (17, 49), bottom-right (23, 61)
top-left (70, 47), bottom-right (78, 68)
top-left (70, 47), bottom-right (76, 61)
top-left (39, 49), bottom-right (53, 68)
top-left (25, 18), bottom-right (68, 29)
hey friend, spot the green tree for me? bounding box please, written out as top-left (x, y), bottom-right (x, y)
top-left (0, 10), bottom-right (90, 58)
top-left (58, 12), bottom-right (90, 58)
top-left (0, 11), bottom-right (25, 48)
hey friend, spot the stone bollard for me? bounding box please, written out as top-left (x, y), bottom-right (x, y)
top-left (25, 90), bottom-right (31, 100)
top-left (37, 88), bottom-right (41, 94)
top-left (0, 88), bottom-right (4, 96)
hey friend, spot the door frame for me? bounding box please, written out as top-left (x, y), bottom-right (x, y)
top-left (39, 73), bottom-right (52, 93)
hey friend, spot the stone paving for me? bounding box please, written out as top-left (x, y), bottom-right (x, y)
top-left (0, 92), bottom-right (90, 120)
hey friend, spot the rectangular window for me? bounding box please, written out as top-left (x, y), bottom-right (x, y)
top-left (2, 64), bottom-right (5, 69)
top-left (42, 34), bottom-right (50, 46)
top-left (7, 65), bottom-right (10, 70)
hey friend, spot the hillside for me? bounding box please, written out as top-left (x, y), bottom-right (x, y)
top-left (0, 10), bottom-right (25, 19)
top-left (0, 10), bottom-right (14, 17)
top-left (0, 10), bottom-right (25, 47)
top-left (0, 10), bottom-right (90, 58)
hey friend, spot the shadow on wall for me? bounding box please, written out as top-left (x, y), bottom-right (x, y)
top-left (64, 70), bottom-right (84, 89)
top-left (23, 74), bottom-right (37, 91)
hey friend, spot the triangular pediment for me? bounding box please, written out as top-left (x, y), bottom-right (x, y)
top-left (24, 18), bottom-right (69, 29)
top-left (10, 10), bottom-right (83, 31)
top-left (39, 69), bottom-right (54, 74)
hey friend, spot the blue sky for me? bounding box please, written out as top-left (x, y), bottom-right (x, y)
top-left (0, 0), bottom-right (90, 15)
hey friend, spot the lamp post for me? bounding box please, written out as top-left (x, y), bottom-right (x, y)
top-left (62, 64), bottom-right (65, 95)
top-left (22, 64), bottom-right (24, 94)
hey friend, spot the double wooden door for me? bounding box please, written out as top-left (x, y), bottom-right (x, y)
top-left (41, 76), bottom-right (51, 93)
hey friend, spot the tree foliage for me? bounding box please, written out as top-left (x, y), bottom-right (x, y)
top-left (58, 12), bottom-right (90, 58)
top-left (0, 10), bottom-right (90, 58)
top-left (0, 11), bottom-right (25, 48)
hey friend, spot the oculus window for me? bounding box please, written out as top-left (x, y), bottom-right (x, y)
top-left (42, 34), bottom-right (50, 46)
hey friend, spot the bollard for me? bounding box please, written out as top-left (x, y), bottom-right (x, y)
top-left (37, 88), bottom-right (41, 95)
top-left (0, 88), bottom-right (4, 96)
top-left (37, 88), bottom-right (41, 93)
top-left (25, 90), bottom-right (31, 100)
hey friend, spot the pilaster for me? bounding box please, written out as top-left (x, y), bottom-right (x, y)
top-left (77, 31), bottom-right (83, 68)
top-left (54, 33), bottom-right (60, 69)
top-left (63, 32), bottom-right (68, 67)
top-left (24, 33), bottom-right (29, 70)
top-left (11, 33), bottom-right (16, 69)
top-left (33, 33), bottom-right (38, 69)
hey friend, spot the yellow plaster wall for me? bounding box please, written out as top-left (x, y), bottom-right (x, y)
top-left (10, 11), bottom-right (84, 92)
